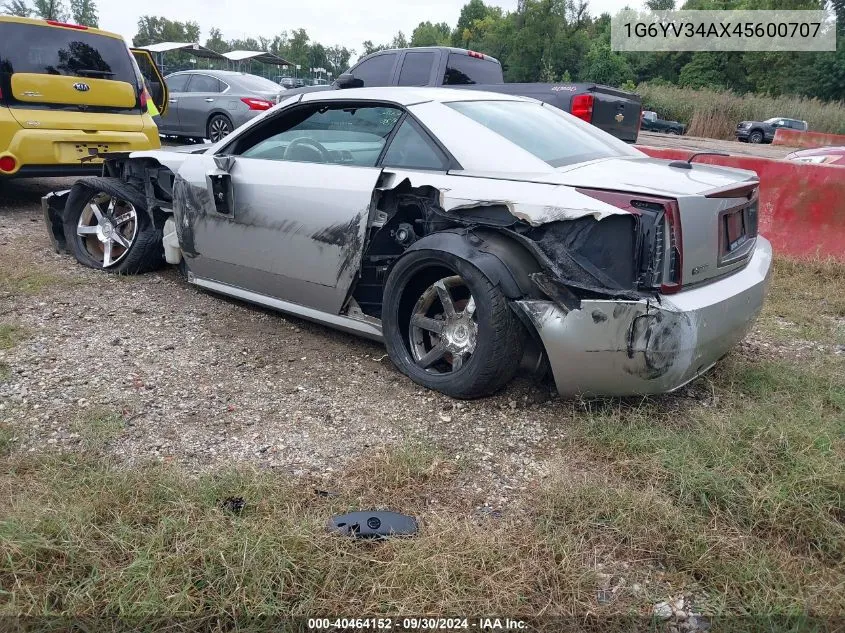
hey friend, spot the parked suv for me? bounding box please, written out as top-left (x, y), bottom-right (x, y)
top-left (735, 117), bottom-right (807, 144)
top-left (0, 16), bottom-right (167, 178)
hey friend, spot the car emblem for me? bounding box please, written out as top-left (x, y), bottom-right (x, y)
top-left (615, 113), bottom-right (625, 123)
top-left (73, 83), bottom-right (90, 92)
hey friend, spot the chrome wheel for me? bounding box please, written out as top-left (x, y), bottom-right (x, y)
top-left (409, 275), bottom-right (478, 374)
top-left (209, 116), bottom-right (232, 142)
top-left (76, 193), bottom-right (138, 268)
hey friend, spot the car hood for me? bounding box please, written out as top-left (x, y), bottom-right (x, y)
top-left (458, 156), bottom-right (758, 198)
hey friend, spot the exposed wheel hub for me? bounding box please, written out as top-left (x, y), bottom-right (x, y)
top-left (76, 194), bottom-right (138, 268)
top-left (408, 275), bottom-right (478, 374)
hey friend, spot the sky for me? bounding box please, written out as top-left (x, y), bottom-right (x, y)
top-left (97, 0), bottom-right (632, 53)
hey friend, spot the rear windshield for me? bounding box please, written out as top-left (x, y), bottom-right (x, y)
top-left (233, 74), bottom-right (283, 92)
top-left (447, 100), bottom-right (640, 167)
top-left (443, 53), bottom-right (503, 85)
top-left (0, 22), bottom-right (137, 86)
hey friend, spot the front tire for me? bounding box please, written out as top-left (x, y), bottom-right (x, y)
top-left (62, 177), bottom-right (164, 275)
top-left (207, 114), bottom-right (233, 143)
top-left (749, 130), bottom-right (764, 144)
top-left (382, 250), bottom-right (526, 399)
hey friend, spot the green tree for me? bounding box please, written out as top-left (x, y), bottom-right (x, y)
top-left (204, 28), bottom-right (229, 53)
top-left (32, 0), bottom-right (67, 20)
top-left (2, 0), bottom-right (31, 16)
top-left (453, 0), bottom-right (491, 46)
top-left (581, 37), bottom-right (635, 85)
top-left (133, 16), bottom-right (200, 47)
top-left (69, 0), bottom-right (96, 26)
top-left (410, 21), bottom-right (452, 46)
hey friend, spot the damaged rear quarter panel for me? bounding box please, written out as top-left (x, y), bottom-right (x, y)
top-left (379, 169), bottom-right (630, 226)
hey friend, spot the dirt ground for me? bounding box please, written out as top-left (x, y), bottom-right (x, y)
top-left (637, 130), bottom-right (796, 158)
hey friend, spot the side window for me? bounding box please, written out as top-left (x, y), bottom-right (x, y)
top-left (165, 74), bottom-right (189, 92)
top-left (186, 74), bottom-right (223, 93)
top-left (238, 104), bottom-right (402, 166)
top-left (351, 54), bottom-right (397, 87)
top-left (397, 52), bottom-right (435, 86)
top-left (381, 119), bottom-right (447, 170)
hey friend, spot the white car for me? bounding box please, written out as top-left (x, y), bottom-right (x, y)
top-left (43, 87), bottom-right (772, 399)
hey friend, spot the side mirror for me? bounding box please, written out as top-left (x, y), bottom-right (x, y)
top-left (336, 73), bottom-right (364, 89)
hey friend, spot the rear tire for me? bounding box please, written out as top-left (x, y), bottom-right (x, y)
top-left (207, 114), bottom-right (234, 143)
top-left (62, 177), bottom-right (164, 275)
top-left (382, 250), bottom-right (526, 399)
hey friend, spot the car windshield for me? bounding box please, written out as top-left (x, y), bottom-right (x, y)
top-left (234, 74), bottom-right (283, 92)
top-left (447, 100), bottom-right (640, 167)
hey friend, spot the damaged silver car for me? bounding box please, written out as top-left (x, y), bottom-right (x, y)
top-left (43, 88), bottom-right (772, 399)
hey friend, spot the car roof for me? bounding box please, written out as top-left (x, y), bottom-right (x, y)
top-left (0, 15), bottom-right (125, 40)
top-left (299, 86), bottom-right (529, 106)
top-left (167, 70), bottom-right (257, 77)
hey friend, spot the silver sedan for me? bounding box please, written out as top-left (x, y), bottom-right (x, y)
top-left (157, 70), bottom-right (284, 143)
top-left (44, 88), bottom-right (772, 399)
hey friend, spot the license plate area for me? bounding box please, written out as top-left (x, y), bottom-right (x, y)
top-left (56, 142), bottom-right (126, 163)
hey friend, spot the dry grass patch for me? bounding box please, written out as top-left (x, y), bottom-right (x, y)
top-left (0, 324), bottom-right (29, 350)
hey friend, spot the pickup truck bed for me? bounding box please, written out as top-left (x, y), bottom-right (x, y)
top-left (283, 47), bottom-right (642, 143)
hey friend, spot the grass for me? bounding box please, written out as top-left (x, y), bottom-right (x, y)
top-left (637, 84), bottom-right (845, 140)
top-left (0, 324), bottom-right (29, 350)
top-left (0, 266), bottom-right (60, 296)
top-left (1, 258), bottom-right (843, 627)
top-left (72, 408), bottom-right (126, 451)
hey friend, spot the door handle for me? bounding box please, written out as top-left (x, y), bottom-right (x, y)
top-left (168, 99), bottom-right (178, 103)
top-left (205, 98), bottom-right (214, 102)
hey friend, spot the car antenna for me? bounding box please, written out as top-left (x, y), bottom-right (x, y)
top-left (668, 151), bottom-right (730, 169)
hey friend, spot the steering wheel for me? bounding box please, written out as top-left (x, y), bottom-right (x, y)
top-left (283, 136), bottom-right (330, 162)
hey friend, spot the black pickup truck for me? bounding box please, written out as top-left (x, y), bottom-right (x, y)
top-left (284, 47), bottom-right (642, 143)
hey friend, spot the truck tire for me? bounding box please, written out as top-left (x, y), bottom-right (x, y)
top-left (62, 177), bottom-right (164, 275)
top-left (382, 249), bottom-right (526, 399)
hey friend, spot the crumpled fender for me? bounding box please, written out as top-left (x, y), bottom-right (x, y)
top-left (404, 228), bottom-right (541, 299)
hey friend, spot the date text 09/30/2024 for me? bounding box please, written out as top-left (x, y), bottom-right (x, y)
top-left (307, 618), bottom-right (528, 630)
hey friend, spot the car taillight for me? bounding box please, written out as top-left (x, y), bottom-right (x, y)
top-left (241, 97), bottom-right (274, 111)
top-left (139, 87), bottom-right (149, 110)
top-left (661, 199), bottom-right (683, 294)
top-left (636, 109), bottom-right (643, 136)
top-left (576, 188), bottom-right (683, 293)
top-left (46, 20), bottom-right (88, 30)
top-left (571, 94), bottom-right (594, 123)
top-left (0, 156), bottom-right (17, 173)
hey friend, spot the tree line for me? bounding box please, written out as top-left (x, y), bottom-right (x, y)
top-left (3, 0), bottom-right (843, 101)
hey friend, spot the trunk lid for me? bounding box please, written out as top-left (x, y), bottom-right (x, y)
top-left (554, 156), bottom-right (760, 288)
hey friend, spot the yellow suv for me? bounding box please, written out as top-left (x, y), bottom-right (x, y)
top-left (0, 16), bottom-right (167, 178)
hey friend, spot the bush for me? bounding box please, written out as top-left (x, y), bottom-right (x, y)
top-left (637, 83), bottom-right (845, 139)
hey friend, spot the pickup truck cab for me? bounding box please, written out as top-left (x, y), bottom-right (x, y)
top-left (640, 110), bottom-right (685, 135)
top-left (286, 47), bottom-right (642, 143)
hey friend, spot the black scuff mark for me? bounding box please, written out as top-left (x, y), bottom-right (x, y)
top-left (172, 174), bottom-right (215, 258)
top-left (311, 211), bottom-right (366, 285)
top-left (625, 308), bottom-right (685, 380)
top-left (591, 310), bottom-right (608, 324)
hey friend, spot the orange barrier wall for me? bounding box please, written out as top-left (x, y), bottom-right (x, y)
top-left (636, 145), bottom-right (845, 261)
top-left (772, 128), bottom-right (845, 149)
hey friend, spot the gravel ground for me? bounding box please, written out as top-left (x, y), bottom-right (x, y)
top-left (0, 177), bottom-right (588, 510)
top-left (0, 175), bottom-right (791, 511)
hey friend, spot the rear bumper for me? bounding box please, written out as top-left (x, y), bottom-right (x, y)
top-left (0, 125), bottom-right (159, 177)
top-left (516, 237), bottom-right (773, 397)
